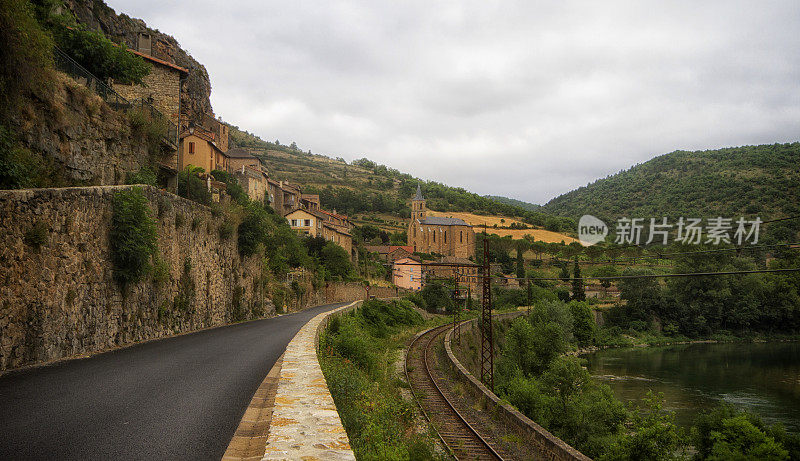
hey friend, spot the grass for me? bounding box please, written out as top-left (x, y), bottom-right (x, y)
top-left (319, 299), bottom-right (455, 460)
top-left (427, 210), bottom-right (577, 243)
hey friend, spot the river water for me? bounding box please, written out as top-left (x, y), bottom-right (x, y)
top-left (583, 342), bottom-right (800, 432)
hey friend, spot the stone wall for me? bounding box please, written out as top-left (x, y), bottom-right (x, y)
top-left (0, 185), bottom-right (272, 372)
top-left (113, 63), bottom-right (182, 126)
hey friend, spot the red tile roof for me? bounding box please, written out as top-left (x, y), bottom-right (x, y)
top-left (130, 50), bottom-right (189, 75)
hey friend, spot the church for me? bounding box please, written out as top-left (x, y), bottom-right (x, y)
top-left (407, 185), bottom-right (476, 259)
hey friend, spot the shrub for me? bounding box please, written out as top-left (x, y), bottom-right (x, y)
top-left (23, 221), bottom-right (49, 249)
top-left (210, 169), bottom-right (248, 206)
top-left (420, 281), bottom-right (454, 313)
top-left (110, 188), bottom-right (158, 285)
top-left (238, 202), bottom-right (270, 257)
top-left (125, 167), bottom-right (158, 186)
top-left (53, 25), bottom-right (150, 84)
top-left (405, 292), bottom-right (427, 311)
top-left (0, 0), bottom-right (53, 120)
top-left (219, 220), bottom-right (234, 240)
top-left (178, 167), bottom-right (211, 206)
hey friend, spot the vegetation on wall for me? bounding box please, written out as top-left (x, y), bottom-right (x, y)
top-left (109, 187), bottom-right (158, 285)
top-left (0, 0), bottom-right (54, 121)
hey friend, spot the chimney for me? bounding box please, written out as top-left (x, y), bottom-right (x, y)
top-left (137, 33), bottom-right (152, 55)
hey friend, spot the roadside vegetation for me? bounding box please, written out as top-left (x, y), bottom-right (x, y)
top-left (319, 299), bottom-right (448, 460)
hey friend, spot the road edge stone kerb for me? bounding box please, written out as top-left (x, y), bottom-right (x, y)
top-left (261, 301), bottom-right (360, 461)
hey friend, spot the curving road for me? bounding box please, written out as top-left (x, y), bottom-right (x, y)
top-left (0, 302), bottom-right (347, 461)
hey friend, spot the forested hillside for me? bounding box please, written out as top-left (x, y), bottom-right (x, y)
top-left (484, 195), bottom-right (541, 212)
top-left (543, 143), bottom-right (800, 233)
top-left (228, 125), bottom-right (574, 231)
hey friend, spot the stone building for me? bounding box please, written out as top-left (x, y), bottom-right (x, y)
top-left (178, 124), bottom-right (228, 173)
top-left (234, 165), bottom-right (268, 203)
top-left (407, 185), bottom-right (475, 259)
top-left (112, 45), bottom-right (188, 128)
top-left (226, 147), bottom-right (261, 172)
top-left (285, 208), bottom-right (354, 261)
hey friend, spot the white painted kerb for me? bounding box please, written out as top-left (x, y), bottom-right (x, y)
top-left (261, 302), bottom-right (357, 461)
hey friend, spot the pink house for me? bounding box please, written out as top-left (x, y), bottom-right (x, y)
top-left (393, 257), bottom-right (423, 291)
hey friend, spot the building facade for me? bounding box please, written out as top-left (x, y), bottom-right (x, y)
top-left (179, 126), bottom-right (228, 173)
top-left (393, 257), bottom-right (423, 291)
top-left (407, 185), bottom-right (475, 259)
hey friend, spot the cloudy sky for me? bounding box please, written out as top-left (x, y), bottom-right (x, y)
top-left (108, 0), bottom-right (800, 204)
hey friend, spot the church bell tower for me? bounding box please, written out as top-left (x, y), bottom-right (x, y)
top-left (411, 184), bottom-right (426, 221)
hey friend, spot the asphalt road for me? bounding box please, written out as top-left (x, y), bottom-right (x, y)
top-left (0, 302), bottom-right (347, 461)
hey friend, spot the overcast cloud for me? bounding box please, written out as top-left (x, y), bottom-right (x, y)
top-left (107, 0), bottom-right (800, 204)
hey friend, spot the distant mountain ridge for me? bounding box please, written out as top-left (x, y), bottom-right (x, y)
top-left (542, 142), bottom-right (800, 235)
top-left (484, 195), bottom-right (541, 212)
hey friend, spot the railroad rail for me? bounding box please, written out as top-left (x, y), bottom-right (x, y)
top-left (406, 324), bottom-right (506, 460)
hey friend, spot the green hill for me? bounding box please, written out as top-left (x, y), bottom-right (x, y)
top-left (484, 195), bottom-right (541, 212)
top-left (227, 125), bottom-right (574, 231)
top-left (542, 142), bottom-right (800, 238)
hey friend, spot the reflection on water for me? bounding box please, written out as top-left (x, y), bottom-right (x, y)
top-left (584, 342), bottom-right (800, 432)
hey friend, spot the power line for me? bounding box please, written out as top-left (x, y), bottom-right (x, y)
top-left (457, 267), bottom-right (800, 282)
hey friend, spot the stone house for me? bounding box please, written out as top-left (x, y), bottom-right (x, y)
top-left (226, 147), bottom-right (260, 172)
top-left (285, 208), bottom-right (355, 261)
top-left (111, 43), bottom-right (188, 128)
top-left (233, 164), bottom-right (268, 203)
top-left (300, 194), bottom-right (321, 211)
top-left (393, 257), bottom-right (423, 291)
top-left (407, 185), bottom-right (475, 259)
top-left (365, 245), bottom-right (414, 263)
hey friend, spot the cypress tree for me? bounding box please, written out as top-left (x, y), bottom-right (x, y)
top-left (572, 258), bottom-right (586, 301)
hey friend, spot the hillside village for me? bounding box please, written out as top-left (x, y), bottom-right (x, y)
top-left (3, 2), bottom-right (800, 461)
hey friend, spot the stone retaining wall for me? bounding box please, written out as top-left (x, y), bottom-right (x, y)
top-left (261, 302), bottom-right (359, 460)
top-left (445, 315), bottom-right (592, 461)
top-left (0, 185), bottom-right (271, 372)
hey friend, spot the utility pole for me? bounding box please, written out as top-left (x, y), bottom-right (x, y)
top-left (452, 267), bottom-right (461, 342)
top-left (480, 229), bottom-right (494, 391)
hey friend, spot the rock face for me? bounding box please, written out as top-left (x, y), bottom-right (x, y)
top-left (14, 73), bottom-right (151, 185)
top-left (0, 186), bottom-right (273, 372)
top-left (62, 0), bottom-right (213, 122)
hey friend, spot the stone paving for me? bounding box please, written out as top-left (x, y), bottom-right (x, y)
top-left (261, 302), bottom-right (357, 461)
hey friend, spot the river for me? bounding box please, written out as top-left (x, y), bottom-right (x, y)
top-left (583, 342), bottom-right (800, 432)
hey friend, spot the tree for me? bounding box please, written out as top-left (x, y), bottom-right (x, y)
top-left (320, 241), bottom-right (352, 280)
top-left (559, 263), bottom-right (570, 283)
top-left (570, 301), bottom-right (595, 346)
top-left (594, 265), bottom-right (619, 298)
top-left (571, 258), bottom-right (585, 301)
top-left (516, 241), bottom-right (526, 279)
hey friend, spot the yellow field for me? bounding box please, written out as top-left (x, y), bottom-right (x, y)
top-left (427, 210), bottom-right (576, 244)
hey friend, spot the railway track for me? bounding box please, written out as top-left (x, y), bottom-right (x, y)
top-left (406, 324), bottom-right (506, 461)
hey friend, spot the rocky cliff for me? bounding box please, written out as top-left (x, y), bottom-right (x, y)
top-left (13, 73), bottom-right (152, 185)
top-left (61, 0), bottom-right (213, 122)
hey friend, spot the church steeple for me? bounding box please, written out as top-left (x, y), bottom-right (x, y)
top-left (411, 184), bottom-right (426, 221)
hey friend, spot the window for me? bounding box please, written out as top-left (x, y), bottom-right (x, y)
top-left (291, 219), bottom-right (298, 226)
top-left (188, 142), bottom-right (195, 154)
top-left (433, 231), bottom-right (436, 243)
top-left (304, 219), bottom-right (311, 227)
top-left (460, 231), bottom-right (463, 243)
top-left (444, 230), bottom-right (447, 243)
